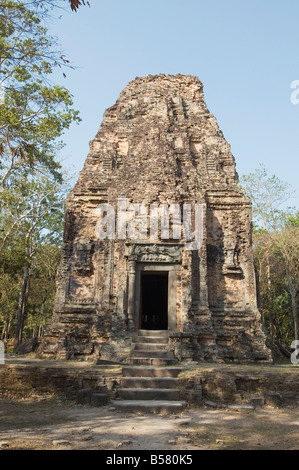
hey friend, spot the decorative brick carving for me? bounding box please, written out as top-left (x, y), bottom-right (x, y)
top-left (126, 243), bottom-right (182, 264)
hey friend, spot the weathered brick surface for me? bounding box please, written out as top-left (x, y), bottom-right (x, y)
top-left (39, 74), bottom-right (271, 363)
top-left (0, 363), bottom-right (121, 400)
top-left (1, 361), bottom-right (298, 407)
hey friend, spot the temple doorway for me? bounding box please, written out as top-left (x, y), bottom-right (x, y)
top-left (140, 272), bottom-right (168, 330)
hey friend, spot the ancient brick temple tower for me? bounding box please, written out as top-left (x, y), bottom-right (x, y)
top-left (40, 74), bottom-right (271, 363)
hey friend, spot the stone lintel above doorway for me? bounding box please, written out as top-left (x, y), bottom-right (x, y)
top-left (125, 242), bottom-right (183, 264)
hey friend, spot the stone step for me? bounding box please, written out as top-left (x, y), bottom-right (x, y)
top-left (131, 350), bottom-right (174, 358)
top-left (133, 342), bottom-right (169, 351)
top-left (134, 336), bottom-right (169, 344)
top-left (118, 388), bottom-right (180, 401)
top-left (122, 366), bottom-right (182, 378)
top-left (121, 377), bottom-right (179, 389)
top-left (129, 357), bottom-right (177, 366)
top-left (137, 329), bottom-right (169, 337)
top-left (111, 400), bottom-right (186, 414)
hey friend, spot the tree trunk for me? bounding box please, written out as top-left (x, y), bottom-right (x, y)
top-left (14, 264), bottom-right (30, 346)
top-left (1, 319), bottom-right (10, 341)
top-left (265, 252), bottom-right (275, 342)
top-left (290, 287), bottom-right (299, 342)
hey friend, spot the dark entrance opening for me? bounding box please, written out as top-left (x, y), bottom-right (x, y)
top-left (140, 272), bottom-right (168, 330)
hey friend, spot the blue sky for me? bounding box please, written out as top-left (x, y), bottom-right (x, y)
top-left (49, 0), bottom-right (299, 208)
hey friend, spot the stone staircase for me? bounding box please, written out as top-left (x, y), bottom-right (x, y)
top-left (111, 330), bottom-right (186, 413)
top-left (129, 329), bottom-right (177, 366)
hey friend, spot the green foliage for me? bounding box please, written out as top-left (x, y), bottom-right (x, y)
top-left (255, 229), bottom-right (295, 343)
top-left (0, 1), bottom-right (81, 343)
top-left (23, 244), bottom-right (61, 338)
top-left (0, 169), bottom-right (67, 342)
top-left (286, 211), bottom-right (299, 228)
top-left (0, 0), bottom-right (81, 186)
top-left (241, 164), bottom-right (296, 231)
top-left (241, 167), bottom-right (299, 349)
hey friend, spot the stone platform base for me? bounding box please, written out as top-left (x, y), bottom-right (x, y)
top-left (0, 357), bottom-right (298, 410)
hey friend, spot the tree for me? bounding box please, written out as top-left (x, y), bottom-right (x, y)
top-left (0, 0), bottom-right (81, 188)
top-left (241, 164), bottom-right (295, 231)
top-left (254, 228), bottom-right (295, 346)
top-left (23, 244), bottom-right (61, 338)
top-left (241, 167), bottom-right (298, 352)
top-left (0, 1), bottom-right (88, 346)
top-left (273, 224), bottom-right (299, 342)
top-left (0, 262), bottom-right (19, 341)
top-left (0, 169), bottom-right (67, 345)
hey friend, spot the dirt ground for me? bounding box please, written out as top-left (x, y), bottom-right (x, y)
top-left (0, 394), bottom-right (298, 451)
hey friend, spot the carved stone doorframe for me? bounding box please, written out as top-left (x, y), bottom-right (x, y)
top-left (125, 242), bottom-right (182, 331)
top-left (135, 263), bottom-right (179, 330)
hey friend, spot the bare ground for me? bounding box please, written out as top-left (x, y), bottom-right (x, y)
top-left (0, 394), bottom-right (298, 451)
